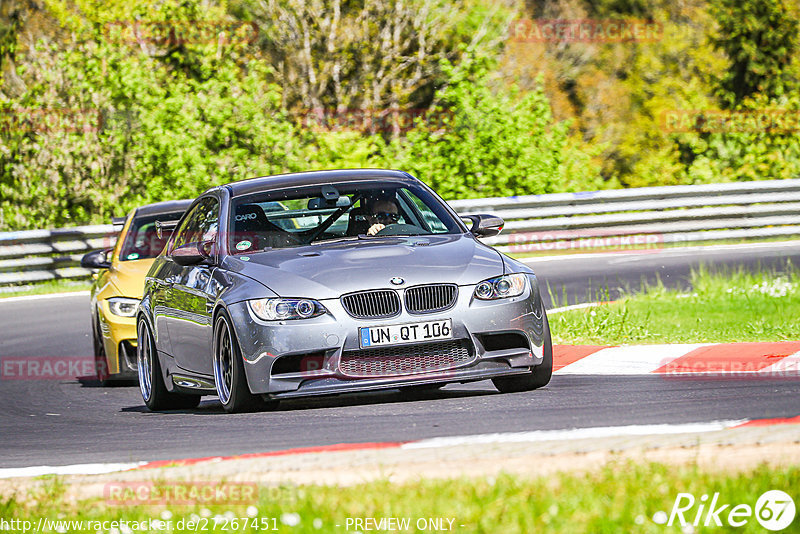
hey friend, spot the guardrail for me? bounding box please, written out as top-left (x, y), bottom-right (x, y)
top-left (447, 178), bottom-right (800, 254)
top-left (0, 225), bottom-right (115, 285)
top-left (2, 179), bottom-right (800, 286)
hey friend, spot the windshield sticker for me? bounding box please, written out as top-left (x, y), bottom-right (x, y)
top-left (126, 252), bottom-right (139, 260)
top-left (236, 240), bottom-right (252, 251)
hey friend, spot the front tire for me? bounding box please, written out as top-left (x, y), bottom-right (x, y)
top-left (137, 317), bottom-right (200, 411)
top-left (213, 311), bottom-right (277, 413)
top-left (92, 315), bottom-right (111, 386)
top-left (492, 311), bottom-right (553, 393)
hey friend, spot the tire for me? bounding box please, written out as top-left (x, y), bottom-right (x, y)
top-left (137, 317), bottom-right (201, 411)
top-left (213, 311), bottom-right (277, 413)
top-left (93, 316), bottom-right (111, 386)
top-left (492, 311), bottom-right (553, 393)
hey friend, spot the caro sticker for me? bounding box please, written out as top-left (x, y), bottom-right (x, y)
top-left (236, 240), bottom-right (252, 251)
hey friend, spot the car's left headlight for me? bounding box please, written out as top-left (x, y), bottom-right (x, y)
top-left (248, 298), bottom-right (327, 321)
top-left (107, 297), bottom-right (140, 317)
top-left (473, 274), bottom-right (528, 300)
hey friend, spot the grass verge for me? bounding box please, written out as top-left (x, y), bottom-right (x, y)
top-left (0, 279), bottom-right (90, 299)
top-left (1, 462), bottom-right (796, 533)
top-left (550, 265), bottom-right (800, 344)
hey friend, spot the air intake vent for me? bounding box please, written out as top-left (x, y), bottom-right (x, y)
top-left (341, 290), bottom-right (401, 319)
top-left (339, 339), bottom-right (474, 377)
top-left (405, 284), bottom-right (458, 314)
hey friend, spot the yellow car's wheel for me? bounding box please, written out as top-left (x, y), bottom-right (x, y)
top-left (92, 316), bottom-right (111, 386)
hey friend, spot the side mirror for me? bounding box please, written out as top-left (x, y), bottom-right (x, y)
top-left (463, 214), bottom-right (504, 238)
top-left (172, 242), bottom-right (212, 266)
top-left (81, 248), bottom-right (112, 269)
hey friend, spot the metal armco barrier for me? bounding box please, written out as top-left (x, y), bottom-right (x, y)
top-left (2, 179), bottom-right (800, 285)
top-left (0, 225), bottom-right (115, 285)
top-left (447, 178), bottom-right (800, 254)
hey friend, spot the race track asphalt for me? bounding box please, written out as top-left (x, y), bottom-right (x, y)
top-left (0, 242), bottom-right (798, 468)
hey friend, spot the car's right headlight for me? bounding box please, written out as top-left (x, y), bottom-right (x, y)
top-left (107, 297), bottom-right (140, 317)
top-left (473, 274), bottom-right (528, 300)
top-left (248, 298), bottom-right (327, 321)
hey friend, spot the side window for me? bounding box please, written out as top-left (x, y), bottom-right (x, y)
top-left (171, 198), bottom-right (219, 252)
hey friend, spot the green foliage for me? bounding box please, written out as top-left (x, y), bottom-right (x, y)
top-left (1, 0), bottom-right (302, 229)
top-left (3, 0), bottom-right (800, 230)
top-left (710, 0), bottom-right (800, 108)
top-left (389, 55), bottom-right (603, 198)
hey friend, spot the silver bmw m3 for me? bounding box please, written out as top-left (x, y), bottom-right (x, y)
top-left (137, 169), bottom-right (552, 412)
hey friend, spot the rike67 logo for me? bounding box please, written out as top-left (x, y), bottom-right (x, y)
top-left (653, 490), bottom-right (795, 531)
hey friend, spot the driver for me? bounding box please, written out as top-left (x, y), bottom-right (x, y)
top-left (365, 198), bottom-right (401, 235)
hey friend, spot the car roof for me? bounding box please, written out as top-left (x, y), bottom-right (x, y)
top-left (134, 199), bottom-right (195, 217)
top-left (222, 169), bottom-right (418, 198)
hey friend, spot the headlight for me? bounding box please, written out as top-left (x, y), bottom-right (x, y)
top-left (473, 274), bottom-right (528, 300)
top-left (248, 298), bottom-right (327, 321)
top-left (107, 297), bottom-right (140, 317)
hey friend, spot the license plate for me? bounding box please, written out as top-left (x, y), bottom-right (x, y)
top-left (359, 319), bottom-right (453, 348)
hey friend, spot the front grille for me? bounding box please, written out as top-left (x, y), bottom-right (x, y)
top-left (405, 284), bottom-right (458, 314)
top-left (341, 290), bottom-right (400, 319)
top-left (339, 339), bottom-right (474, 377)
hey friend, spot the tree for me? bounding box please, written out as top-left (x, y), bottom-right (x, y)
top-left (710, 0), bottom-right (799, 109)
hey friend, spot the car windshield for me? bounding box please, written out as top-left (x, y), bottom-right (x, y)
top-left (228, 180), bottom-right (462, 253)
top-left (118, 212), bottom-right (185, 261)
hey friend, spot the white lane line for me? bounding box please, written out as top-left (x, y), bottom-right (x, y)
top-left (400, 420), bottom-right (747, 450)
top-left (556, 344), bottom-right (711, 375)
top-left (521, 239), bottom-right (800, 264)
top-left (0, 462), bottom-right (146, 479)
top-left (0, 291), bottom-right (89, 304)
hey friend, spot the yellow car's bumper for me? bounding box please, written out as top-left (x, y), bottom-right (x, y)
top-left (98, 299), bottom-right (138, 376)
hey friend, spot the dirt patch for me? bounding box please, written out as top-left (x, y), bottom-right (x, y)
top-left (1, 424), bottom-right (798, 504)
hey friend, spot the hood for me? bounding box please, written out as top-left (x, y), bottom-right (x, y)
top-left (222, 235), bottom-right (504, 299)
top-left (109, 258), bottom-right (156, 298)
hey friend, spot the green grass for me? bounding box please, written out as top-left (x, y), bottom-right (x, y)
top-left (1, 462), bottom-right (797, 533)
top-left (0, 279), bottom-right (91, 298)
top-left (550, 265), bottom-right (800, 345)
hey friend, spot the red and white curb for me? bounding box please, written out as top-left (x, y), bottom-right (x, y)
top-left (552, 341), bottom-right (800, 376)
top-left (1, 416), bottom-right (798, 480)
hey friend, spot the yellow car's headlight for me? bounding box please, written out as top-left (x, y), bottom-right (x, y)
top-left (107, 297), bottom-right (140, 317)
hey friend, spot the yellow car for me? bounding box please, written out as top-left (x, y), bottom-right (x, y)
top-left (81, 200), bottom-right (192, 384)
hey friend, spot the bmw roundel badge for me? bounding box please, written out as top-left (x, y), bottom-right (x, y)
top-left (390, 277), bottom-right (405, 285)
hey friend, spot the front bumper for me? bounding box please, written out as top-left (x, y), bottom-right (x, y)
top-left (229, 276), bottom-right (547, 397)
top-left (98, 300), bottom-right (138, 377)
